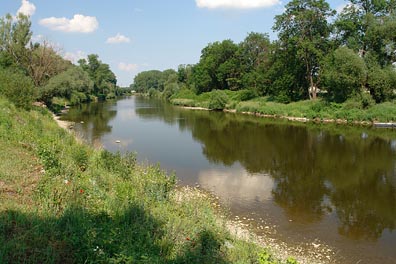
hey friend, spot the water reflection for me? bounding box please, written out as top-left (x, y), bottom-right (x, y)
top-left (62, 96), bottom-right (396, 261)
top-left (198, 168), bottom-right (274, 204)
top-left (133, 97), bottom-right (396, 240)
top-left (61, 101), bottom-right (117, 146)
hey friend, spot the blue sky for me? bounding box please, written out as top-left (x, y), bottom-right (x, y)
top-left (1, 0), bottom-right (345, 86)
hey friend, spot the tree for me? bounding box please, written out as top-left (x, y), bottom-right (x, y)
top-left (334, 0), bottom-right (396, 66)
top-left (192, 40), bottom-right (239, 93)
top-left (133, 70), bottom-right (163, 93)
top-left (27, 41), bottom-right (71, 86)
top-left (177, 64), bottom-right (193, 84)
top-left (39, 66), bottom-right (94, 104)
top-left (273, 0), bottom-right (335, 100)
top-left (0, 13), bottom-right (32, 69)
top-left (237, 32), bottom-right (272, 93)
top-left (321, 47), bottom-right (367, 102)
top-left (367, 65), bottom-right (396, 103)
top-left (265, 41), bottom-right (309, 102)
top-left (79, 54), bottom-right (117, 98)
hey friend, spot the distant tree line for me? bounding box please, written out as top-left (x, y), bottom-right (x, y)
top-left (0, 13), bottom-right (126, 110)
top-left (132, 0), bottom-right (396, 104)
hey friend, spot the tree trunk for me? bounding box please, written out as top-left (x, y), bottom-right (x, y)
top-left (310, 74), bottom-right (317, 100)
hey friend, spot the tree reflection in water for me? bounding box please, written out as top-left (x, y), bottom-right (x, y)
top-left (134, 97), bottom-right (396, 240)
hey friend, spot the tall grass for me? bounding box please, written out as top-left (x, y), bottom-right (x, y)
top-left (0, 96), bottom-right (294, 263)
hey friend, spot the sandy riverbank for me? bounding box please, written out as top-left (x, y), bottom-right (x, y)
top-left (52, 113), bottom-right (73, 130)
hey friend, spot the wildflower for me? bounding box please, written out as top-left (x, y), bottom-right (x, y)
top-left (64, 179), bottom-right (70, 185)
top-left (79, 189), bottom-right (84, 194)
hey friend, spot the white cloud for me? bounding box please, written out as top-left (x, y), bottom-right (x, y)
top-left (17, 0), bottom-right (36, 16)
top-left (106, 33), bottom-right (131, 44)
top-left (31, 34), bottom-right (45, 43)
top-left (63, 50), bottom-right (87, 63)
top-left (196, 0), bottom-right (279, 9)
top-left (118, 62), bottom-right (138, 72)
top-left (39, 14), bottom-right (98, 33)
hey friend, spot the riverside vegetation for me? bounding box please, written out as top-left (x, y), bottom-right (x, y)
top-left (0, 97), bottom-right (298, 263)
top-left (132, 0), bottom-right (396, 123)
top-left (0, 12), bottom-right (298, 263)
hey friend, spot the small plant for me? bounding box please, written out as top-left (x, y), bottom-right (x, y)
top-left (258, 250), bottom-right (274, 264)
top-left (208, 90), bottom-right (228, 110)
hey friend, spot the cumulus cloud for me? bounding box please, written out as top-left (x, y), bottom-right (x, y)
top-left (118, 62), bottom-right (138, 72)
top-left (63, 50), bottom-right (87, 63)
top-left (17, 0), bottom-right (36, 16)
top-left (106, 33), bottom-right (131, 44)
top-left (196, 0), bottom-right (279, 9)
top-left (39, 14), bottom-right (98, 33)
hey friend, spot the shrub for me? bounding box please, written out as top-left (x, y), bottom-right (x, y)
top-left (368, 66), bottom-right (396, 103)
top-left (0, 68), bottom-right (35, 110)
top-left (208, 90), bottom-right (228, 110)
top-left (234, 89), bottom-right (258, 101)
top-left (148, 88), bottom-right (159, 97)
top-left (321, 47), bottom-right (367, 103)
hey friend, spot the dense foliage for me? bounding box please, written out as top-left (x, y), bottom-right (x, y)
top-left (0, 13), bottom-right (122, 110)
top-left (133, 0), bottom-right (396, 105)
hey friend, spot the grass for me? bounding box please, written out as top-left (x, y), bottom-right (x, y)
top-left (170, 89), bottom-right (396, 123)
top-left (0, 96), bottom-right (295, 263)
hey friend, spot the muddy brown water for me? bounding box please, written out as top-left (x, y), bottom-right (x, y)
top-left (62, 96), bottom-right (396, 264)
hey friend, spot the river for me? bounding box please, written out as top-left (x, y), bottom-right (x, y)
top-left (61, 96), bottom-right (396, 264)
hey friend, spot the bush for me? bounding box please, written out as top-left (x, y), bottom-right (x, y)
top-left (234, 89), bottom-right (258, 101)
top-left (321, 47), bottom-right (367, 103)
top-left (162, 82), bottom-right (179, 101)
top-left (0, 68), bottom-right (35, 109)
top-left (208, 90), bottom-right (228, 110)
top-left (148, 88), bottom-right (159, 97)
top-left (368, 66), bottom-right (396, 103)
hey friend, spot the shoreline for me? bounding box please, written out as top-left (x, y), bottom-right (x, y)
top-left (52, 108), bottom-right (335, 264)
top-left (174, 186), bottom-right (337, 264)
top-left (175, 105), bottom-right (396, 128)
top-left (52, 113), bottom-right (74, 130)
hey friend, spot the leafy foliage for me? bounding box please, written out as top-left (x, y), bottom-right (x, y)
top-left (321, 47), bottom-right (368, 102)
top-left (78, 54), bottom-right (117, 98)
top-left (0, 68), bottom-right (35, 109)
top-left (208, 90), bottom-right (228, 110)
top-left (39, 66), bottom-right (94, 105)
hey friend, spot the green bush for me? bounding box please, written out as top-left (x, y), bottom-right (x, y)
top-left (208, 90), bottom-right (228, 110)
top-left (148, 87), bottom-right (159, 97)
top-left (233, 89), bottom-right (258, 101)
top-left (368, 66), bottom-right (396, 103)
top-left (0, 69), bottom-right (35, 110)
top-left (321, 47), bottom-right (367, 103)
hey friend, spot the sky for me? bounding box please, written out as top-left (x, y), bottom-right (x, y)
top-left (1, 0), bottom-right (345, 86)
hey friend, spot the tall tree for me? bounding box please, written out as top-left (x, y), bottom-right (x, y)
top-left (238, 32), bottom-right (272, 93)
top-left (192, 40), bottom-right (239, 93)
top-left (321, 47), bottom-right (367, 102)
top-left (0, 13), bottom-right (32, 70)
top-left (79, 54), bottom-right (117, 97)
top-left (27, 41), bottom-right (71, 86)
top-left (273, 0), bottom-right (335, 100)
top-left (335, 0), bottom-right (396, 65)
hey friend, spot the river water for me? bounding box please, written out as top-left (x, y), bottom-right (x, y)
top-left (62, 96), bottom-right (396, 263)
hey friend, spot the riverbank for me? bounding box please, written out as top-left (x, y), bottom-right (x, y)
top-left (0, 97), bottom-right (307, 263)
top-left (169, 89), bottom-right (396, 125)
